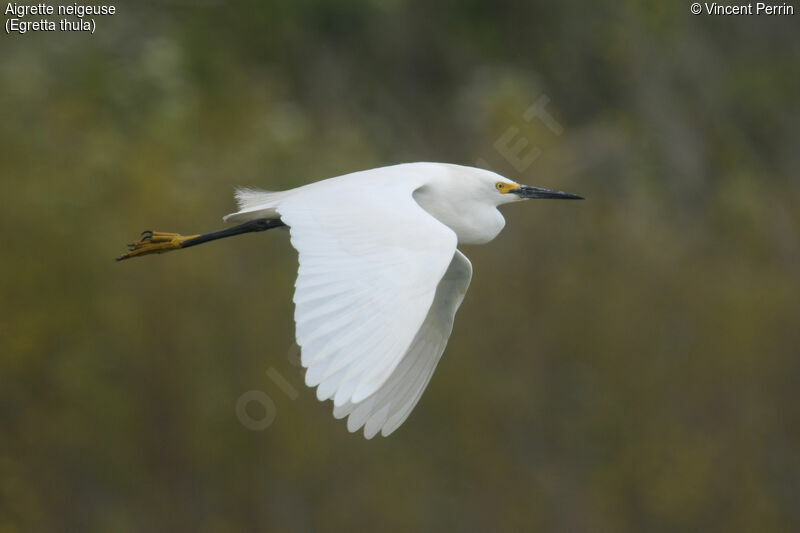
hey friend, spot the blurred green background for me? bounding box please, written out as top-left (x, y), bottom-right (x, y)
top-left (2, 1), bottom-right (799, 531)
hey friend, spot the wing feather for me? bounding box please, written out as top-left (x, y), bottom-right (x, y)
top-left (334, 251), bottom-right (472, 437)
top-left (277, 176), bottom-right (458, 410)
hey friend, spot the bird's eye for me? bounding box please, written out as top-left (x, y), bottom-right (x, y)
top-left (496, 182), bottom-right (504, 190)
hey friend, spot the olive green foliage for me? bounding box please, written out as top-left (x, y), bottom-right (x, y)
top-left (1, 1), bottom-right (798, 531)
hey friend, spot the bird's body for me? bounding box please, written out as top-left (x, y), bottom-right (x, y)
top-left (227, 162), bottom-right (507, 244)
top-left (118, 162), bottom-right (581, 438)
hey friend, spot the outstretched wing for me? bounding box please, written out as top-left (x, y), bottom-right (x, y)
top-left (277, 176), bottom-right (458, 411)
top-left (333, 250), bottom-right (472, 438)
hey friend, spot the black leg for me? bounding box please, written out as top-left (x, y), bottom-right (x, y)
top-left (116, 218), bottom-right (286, 261)
top-left (179, 218), bottom-right (286, 249)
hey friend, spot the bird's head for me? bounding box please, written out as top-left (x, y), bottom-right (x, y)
top-left (415, 164), bottom-right (583, 221)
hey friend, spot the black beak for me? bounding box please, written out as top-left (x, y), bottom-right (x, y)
top-left (511, 185), bottom-right (584, 200)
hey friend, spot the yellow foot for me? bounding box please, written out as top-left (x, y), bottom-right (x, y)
top-left (116, 230), bottom-right (200, 261)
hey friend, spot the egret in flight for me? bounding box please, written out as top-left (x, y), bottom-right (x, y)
top-left (117, 163), bottom-right (582, 438)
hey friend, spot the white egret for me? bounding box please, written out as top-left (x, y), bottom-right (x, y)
top-left (118, 162), bottom-right (582, 438)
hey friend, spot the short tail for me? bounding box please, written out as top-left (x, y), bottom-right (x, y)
top-left (223, 187), bottom-right (290, 223)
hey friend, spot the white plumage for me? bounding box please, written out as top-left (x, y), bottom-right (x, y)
top-left (219, 162), bottom-right (582, 438)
